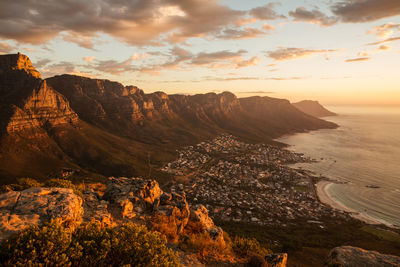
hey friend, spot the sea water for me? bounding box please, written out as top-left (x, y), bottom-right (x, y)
top-left (277, 107), bottom-right (400, 227)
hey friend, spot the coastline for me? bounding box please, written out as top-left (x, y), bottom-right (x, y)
top-left (315, 181), bottom-right (393, 227)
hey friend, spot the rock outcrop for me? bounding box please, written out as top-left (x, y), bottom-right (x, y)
top-left (265, 253), bottom-right (288, 267)
top-left (326, 246), bottom-right (400, 267)
top-left (0, 53), bottom-right (78, 133)
top-left (0, 52), bottom-right (41, 78)
top-left (0, 187), bottom-right (83, 240)
top-left (103, 177), bottom-right (190, 236)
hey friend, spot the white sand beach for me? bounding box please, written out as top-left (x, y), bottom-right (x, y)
top-left (316, 181), bottom-right (385, 226)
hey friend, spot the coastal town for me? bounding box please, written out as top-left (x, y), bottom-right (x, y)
top-left (162, 134), bottom-right (352, 226)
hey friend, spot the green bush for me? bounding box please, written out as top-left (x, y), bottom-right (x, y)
top-left (0, 221), bottom-right (180, 267)
top-left (0, 220), bottom-right (76, 267)
top-left (108, 222), bottom-right (179, 267)
top-left (232, 236), bottom-right (271, 258)
top-left (0, 178), bottom-right (42, 193)
top-left (44, 179), bottom-right (82, 196)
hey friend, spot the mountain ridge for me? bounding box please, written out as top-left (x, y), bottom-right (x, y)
top-left (292, 100), bottom-right (336, 117)
top-left (0, 53), bottom-right (337, 183)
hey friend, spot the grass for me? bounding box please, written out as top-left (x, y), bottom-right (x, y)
top-left (361, 226), bottom-right (400, 243)
top-left (294, 185), bottom-right (311, 192)
top-left (216, 219), bottom-right (400, 267)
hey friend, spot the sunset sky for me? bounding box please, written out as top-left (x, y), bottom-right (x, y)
top-left (0, 0), bottom-right (399, 106)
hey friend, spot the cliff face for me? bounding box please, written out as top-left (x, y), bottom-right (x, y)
top-left (240, 96), bottom-right (337, 136)
top-left (292, 100), bottom-right (336, 117)
top-left (0, 53), bottom-right (41, 78)
top-left (0, 53), bottom-right (338, 181)
top-left (0, 54), bottom-right (78, 134)
top-left (46, 75), bottom-right (173, 128)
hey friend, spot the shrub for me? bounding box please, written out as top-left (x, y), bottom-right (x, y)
top-left (179, 232), bottom-right (232, 262)
top-left (149, 214), bottom-right (179, 243)
top-left (0, 178), bottom-right (42, 193)
top-left (70, 222), bottom-right (112, 266)
top-left (0, 221), bottom-right (180, 267)
top-left (0, 220), bottom-right (76, 266)
top-left (232, 236), bottom-right (271, 258)
top-left (44, 179), bottom-right (82, 196)
top-left (108, 222), bottom-right (179, 267)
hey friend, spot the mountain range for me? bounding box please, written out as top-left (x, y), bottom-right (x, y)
top-left (0, 53), bottom-right (337, 183)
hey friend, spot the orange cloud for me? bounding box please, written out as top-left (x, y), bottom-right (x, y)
top-left (345, 57), bottom-right (371, 62)
top-left (267, 47), bottom-right (339, 61)
top-left (289, 7), bottom-right (338, 26)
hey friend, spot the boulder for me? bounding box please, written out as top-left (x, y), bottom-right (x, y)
top-left (0, 187), bottom-right (83, 240)
top-left (265, 253), bottom-right (287, 267)
top-left (103, 177), bottom-right (190, 235)
top-left (82, 189), bottom-right (113, 226)
top-left (189, 204), bottom-right (215, 230)
top-left (325, 246), bottom-right (400, 267)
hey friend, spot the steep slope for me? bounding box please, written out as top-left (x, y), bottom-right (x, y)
top-left (292, 100), bottom-right (336, 117)
top-left (0, 53), bottom-right (338, 183)
top-left (240, 96), bottom-right (337, 136)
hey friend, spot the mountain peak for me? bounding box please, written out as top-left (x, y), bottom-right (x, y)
top-left (0, 52), bottom-right (41, 78)
top-left (292, 100), bottom-right (336, 117)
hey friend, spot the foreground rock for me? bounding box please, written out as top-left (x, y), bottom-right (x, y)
top-left (326, 246), bottom-right (400, 267)
top-left (103, 177), bottom-right (192, 236)
top-left (265, 253), bottom-right (288, 267)
top-left (0, 187), bottom-right (83, 240)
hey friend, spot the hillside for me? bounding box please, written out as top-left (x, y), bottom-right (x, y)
top-left (292, 100), bottom-right (336, 117)
top-left (0, 53), bottom-right (337, 183)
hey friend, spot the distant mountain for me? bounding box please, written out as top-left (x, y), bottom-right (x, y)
top-left (292, 100), bottom-right (336, 117)
top-left (0, 53), bottom-right (337, 183)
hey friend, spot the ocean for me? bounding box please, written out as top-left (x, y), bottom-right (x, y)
top-left (277, 106), bottom-right (400, 227)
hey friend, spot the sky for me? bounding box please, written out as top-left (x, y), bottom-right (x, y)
top-left (0, 0), bottom-right (399, 106)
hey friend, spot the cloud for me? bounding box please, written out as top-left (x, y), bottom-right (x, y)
top-left (200, 76), bottom-right (260, 82)
top-left (267, 47), bottom-right (339, 61)
top-left (190, 50), bottom-right (246, 66)
top-left (0, 0), bottom-right (244, 46)
top-left (89, 57), bottom-right (139, 75)
top-left (40, 61), bottom-right (93, 78)
top-left (378, 45), bottom-right (391, 51)
top-left (332, 0), bottom-right (400, 23)
top-left (34, 59), bottom-right (51, 68)
top-left (262, 23), bottom-right (275, 31)
top-left (235, 56), bottom-right (260, 68)
top-left (265, 76), bottom-right (307, 80)
top-left (249, 3), bottom-right (286, 20)
top-left (85, 48), bottom-right (259, 75)
top-left (62, 31), bottom-right (98, 49)
top-left (367, 22), bottom-right (400, 38)
top-left (0, 42), bottom-right (13, 54)
top-left (368, 36), bottom-right (400, 45)
top-left (83, 56), bottom-right (95, 64)
top-left (238, 91), bottom-right (274, 94)
top-left (345, 57), bottom-right (371, 62)
top-left (217, 27), bottom-right (268, 40)
top-left (289, 7), bottom-right (338, 26)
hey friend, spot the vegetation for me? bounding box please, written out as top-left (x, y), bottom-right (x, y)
top-left (44, 178), bottom-right (83, 196)
top-left (231, 236), bottom-right (272, 257)
top-left (0, 177), bottom-right (42, 193)
top-left (179, 232), bottom-right (233, 262)
top-left (0, 177), bottom-right (85, 196)
top-left (216, 219), bottom-right (400, 267)
top-left (0, 221), bottom-right (179, 267)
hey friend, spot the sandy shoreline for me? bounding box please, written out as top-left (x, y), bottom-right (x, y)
top-left (315, 181), bottom-right (389, 226)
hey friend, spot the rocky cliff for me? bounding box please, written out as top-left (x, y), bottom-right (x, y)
top-left (0, 53), bottom-right (337, 182)
top-left (292, 100), bottom-right (336, 117)
top-left (0, 54), bottom-right (78, 134)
